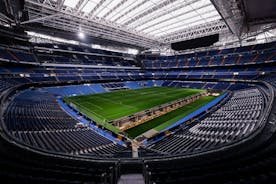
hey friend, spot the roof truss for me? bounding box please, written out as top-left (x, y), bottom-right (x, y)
top-left (23, 0), bottom-right (234, 48)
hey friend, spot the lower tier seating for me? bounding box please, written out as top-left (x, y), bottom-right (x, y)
top-left (145, 88), bottom-right (265, 155)
top-left (143, 82), bottom-right (275, 184)
top-left (4, 90), bottom-right (126, 157)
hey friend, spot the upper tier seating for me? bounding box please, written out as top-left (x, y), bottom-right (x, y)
top-left (162, 80), bottom-right (250, 91)
top-left (34, 43), bottom-right (137, 67)
top-left (2, 66), bottom-right (273, 85)
top-left (0, 47), bottom-right (36, 62)
top-left (142, 41), bottom-right (276, 69)
top-left (145, 88), bottom-right (265, 155)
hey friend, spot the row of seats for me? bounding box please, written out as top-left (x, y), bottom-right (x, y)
top-left (0, 47), bottom-right (35, 63)
top-left (11, 128), bottom-right (126, 156)
top-left (162, 80), bottom-right (250, 91)
top-left (102, 82), bottom-right (128, 90)
top-left (0, 41), bottom-right (137, 67)
top-left (0, 74), bottom-right (252, 98)
top-left (1, 41), bottom-right (275, 70)
top-left (34, 43), bottom-right (134, 58)
top-left (0, 69), bottom-right (265, 85)
top-left (145, 88), bottom-right (265, 155)
top-left (44, 80), bottom-right (250, 98)
top-left (0, 78), bottom-right (19, 92)
top-left (143, 77), bottom-right (276, 184)
top-left (142, 41), bottom-right (276, 69)
top-left (0, 65), bottom-right (274, 74)
top-left (37, 53), bottom-right (137, 67)
top-left (0, 65), bottom-right (140, 74)
top-left (34, 42), bottom-right (137, 67)
top-left (44, 84), bottom-right (107, 97)
top-left (4, 90), bottom-right (78, 131)
top-left (4, 90), bottom-right (126, 157)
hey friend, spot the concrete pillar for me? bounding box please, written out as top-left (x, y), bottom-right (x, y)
top-left (132, 141), bottom-right (139, 158)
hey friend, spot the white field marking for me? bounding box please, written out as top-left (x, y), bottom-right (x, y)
top-left (135, 90), bottom-right (183, 100)
top-left (83, 101), bottom-right (103, 110)
top-left (107, 92), bottom-right (140, 100)
top-left (78, 88), bottom-right (193, 120)
top-left (72, 101), bottom-right (106, 120)
top-left (70, 88), bottom-right (191, 121)
top-left (105, 108), bottom-right (137, 120)
top-left (137, 88), bottom-right (178, 96)
top-left (122, 92), bottom-right (180, 107)
top-left (94, 96), bottom-right (137, 110)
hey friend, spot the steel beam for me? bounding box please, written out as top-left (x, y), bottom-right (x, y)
top-left (161, 20), bottom-right (228, 43)
top-left (21, 13), bottom-right (61, 24)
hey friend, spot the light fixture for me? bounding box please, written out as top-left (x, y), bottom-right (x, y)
top-left (78, 32), bottom-right (85, 39)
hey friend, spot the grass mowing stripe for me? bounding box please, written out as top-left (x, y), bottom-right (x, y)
top-left (64, 87), bottom-right (204, 122)
top-left (69, 102), bottom-right (121, 134)
top-left (154, 96), bottom-right (216, 131)
top-left (125, 96), bottom-right (216, 139)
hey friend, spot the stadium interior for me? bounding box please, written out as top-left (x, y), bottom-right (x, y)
top-left (0, 0), bottom-right (275, 183)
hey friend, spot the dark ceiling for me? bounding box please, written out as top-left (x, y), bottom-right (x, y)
top-left (242, 0), bottom-right (276, 24)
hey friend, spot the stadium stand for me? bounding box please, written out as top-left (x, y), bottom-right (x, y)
top-left (33, 43), bottom-right (138, 67)
top-left (0, 1), bottom-right (275, 182)
top-left (0, 47), bottom-right (275, 184)
top-left (141, 41), bottom-right (276, 69)
top-left (4, 89), bottom-right (126, 157)
top-left (145, 88), bottom-right (265, 155)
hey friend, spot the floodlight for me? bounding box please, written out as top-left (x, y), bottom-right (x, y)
top-left (78, 32), bottom-right (85, 39)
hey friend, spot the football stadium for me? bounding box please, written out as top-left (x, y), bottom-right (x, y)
top-left (0, 0), bottom-right (275, 183)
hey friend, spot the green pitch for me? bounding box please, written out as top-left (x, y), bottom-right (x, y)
top-left (125, 96), bottom-right (216, 139)
top-left (64, 87), bottom-right (204, 134)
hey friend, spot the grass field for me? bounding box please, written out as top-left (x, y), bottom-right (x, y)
top-left (125, 96), bottom-right (216, 138)
top-left (64, 87), bottom-right (204, 133)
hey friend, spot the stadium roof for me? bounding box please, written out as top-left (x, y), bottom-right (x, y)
top-left (3, 0), bottom-right (274, 49)
top-left (62, 0), bottom-right (221, 37)
top-left (23, 0), bottom-right (229, 48)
